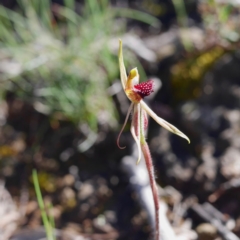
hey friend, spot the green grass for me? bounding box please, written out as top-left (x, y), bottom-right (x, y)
top-left (0, 0), bottom-right (159, 137)
top-left (32, 169), bottom-right (56, 240)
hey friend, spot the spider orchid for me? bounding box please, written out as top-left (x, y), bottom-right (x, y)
top-left (117, 40), bottom-right (190, 165)
top-left (117, 40), bottom-right (190, 240)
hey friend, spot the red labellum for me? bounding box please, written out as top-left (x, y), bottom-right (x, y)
top-left (133, 80), bottom-right (154, 99)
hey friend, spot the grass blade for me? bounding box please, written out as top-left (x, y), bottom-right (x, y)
top-left (32, 169), bottom-right (54, 240)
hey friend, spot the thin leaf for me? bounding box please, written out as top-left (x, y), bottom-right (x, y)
top-left (39, 0), bottom-right (52, 30)
top-left (113, 7), bottom-right (160, 28)
top-left (32, 169), bottom-right (54, 240)
top-left (63, 0), bottom-right (75, 10)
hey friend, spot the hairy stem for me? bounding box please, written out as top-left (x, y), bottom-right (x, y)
top-left (141, 142), bottom-right (159, 239)
top-left (140, 108), bottom-right (159, 240)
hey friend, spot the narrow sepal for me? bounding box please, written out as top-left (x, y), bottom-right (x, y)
top-left (140, 100), bottom-right (190, 143)
top-left (118, 40), bottom-right (127, 89)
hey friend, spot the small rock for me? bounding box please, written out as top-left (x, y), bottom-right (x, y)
top-left (196, 223), bottom-right (217, 240)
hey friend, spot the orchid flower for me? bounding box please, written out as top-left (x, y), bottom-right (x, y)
top-left (117, 40), bottom-right (190, 165)
top-left (117, 40), bottom-right (190, 240)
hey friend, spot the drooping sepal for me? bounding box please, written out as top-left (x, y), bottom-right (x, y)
top-left (140, 100), bottom-right (190, 143)
top-left (117, 103), bottom-right (134, 149)
top-left (130, 104), bottom-right (142, 165)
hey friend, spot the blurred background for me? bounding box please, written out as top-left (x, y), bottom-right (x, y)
top-left (0, 0), bottom-right (240, 239)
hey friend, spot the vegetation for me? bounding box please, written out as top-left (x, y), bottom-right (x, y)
top-left (0, 0), bottom-right (158, 134)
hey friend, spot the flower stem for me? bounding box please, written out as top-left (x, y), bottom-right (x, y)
top-left (140, 108), bottom-right (159, 240)
top-left (141, 142), bottom-right (159, 240)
